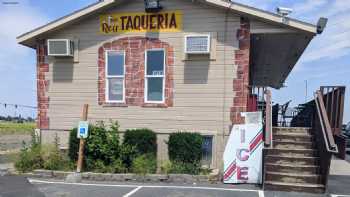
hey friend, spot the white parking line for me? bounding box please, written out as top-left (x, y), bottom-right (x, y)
top-left (331, 195), bottom-right (350, 197)
top-left (28, 178), bottom-right (262, 193)
top-left (123, 186), bottom-right (142, 197)
top-left (258, 190), bottom-right (265, 197)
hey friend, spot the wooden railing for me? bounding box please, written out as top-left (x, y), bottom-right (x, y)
top-left (320, 86), bottom-right (346, 136)
top-left (314, 90), bottom-right (338, 153)
top-left (313, 90), bottom-right (338, 187)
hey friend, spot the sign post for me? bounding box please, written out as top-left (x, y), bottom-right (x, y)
top-left (76, 104), bottom-right (89, 173)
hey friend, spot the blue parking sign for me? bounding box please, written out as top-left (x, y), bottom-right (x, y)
top-left (77, 121), bottom-right (89, 139)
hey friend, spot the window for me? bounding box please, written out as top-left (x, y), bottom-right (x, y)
top-left (201, 136), bottom-right (213, 167)
top-left (145, 49), bottom-right (165, 103)
top-left (105, 51), bottom-right (125, 102)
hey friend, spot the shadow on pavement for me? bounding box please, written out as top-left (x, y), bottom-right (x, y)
top-left (328, 175), bottom-right (350, 196)
top-left (0, 175), bottom-right (45, 197)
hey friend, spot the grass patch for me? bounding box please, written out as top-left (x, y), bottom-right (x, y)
top-left (0, 122), bottom-right (35, 135)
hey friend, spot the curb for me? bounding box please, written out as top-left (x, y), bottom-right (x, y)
top-left (22, 170), bottom-right (220, 184)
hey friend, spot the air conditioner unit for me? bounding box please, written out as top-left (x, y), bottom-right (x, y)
top-left (47, 39), bottom-right (73, 56)
top-left (185, 35), bottom-right (211, 54)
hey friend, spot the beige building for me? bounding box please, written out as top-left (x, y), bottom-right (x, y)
top-left (17, 0), bottom-right (322, 169)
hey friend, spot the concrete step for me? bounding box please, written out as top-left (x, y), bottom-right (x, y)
top-left (273, 127), bottom-right (312, 135)
top-left (266, 148), bottom-right (318, 157)
top-left (265, 155), bottom-right (319, 165)
top-left (265, 163), bottom-right (320, 174)
top-left (273, 133), bottom-right (313, 143)
top-left (274, 141), bottom-right (314, 149)
top-left (264, 181), bottom-right (325, 193)
top-left (265, 171), bottom-right (322, 184)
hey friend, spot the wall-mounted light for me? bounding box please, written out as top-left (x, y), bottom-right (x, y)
top-left (144, 0), bottom-right (162, 13)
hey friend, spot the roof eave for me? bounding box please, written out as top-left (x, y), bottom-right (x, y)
top-left (204, 0), bottom-right (318, 35)
top-left (16, 0), bottom-right (116, 48)
top-left (17, 0), bottom-right (319, 48)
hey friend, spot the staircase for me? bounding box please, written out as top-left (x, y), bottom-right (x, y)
top-left (264, 127), bottom-right (325, 193)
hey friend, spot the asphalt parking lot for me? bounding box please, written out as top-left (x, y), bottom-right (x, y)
top-left (1, 176), bottom-right (350, 197)
top-left (30, 179), bottom-right (262, 197)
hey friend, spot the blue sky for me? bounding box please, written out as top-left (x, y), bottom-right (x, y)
top-left (0, 0), bottom-right (349, 122)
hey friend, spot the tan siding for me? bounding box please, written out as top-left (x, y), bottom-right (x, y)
top-left (41, 0), bottom-right (299, 168)
top-left (47, 1), bottom-right (237, 137)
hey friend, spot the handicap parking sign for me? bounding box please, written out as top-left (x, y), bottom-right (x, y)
top-left (77, 121), bottom-right (89, 139)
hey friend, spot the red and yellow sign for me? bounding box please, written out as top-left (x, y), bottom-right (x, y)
top-left (100, 11), bottom-right (182, 34)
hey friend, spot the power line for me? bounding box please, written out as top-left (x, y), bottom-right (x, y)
top-left (0, 102), bottom-right (37, 109)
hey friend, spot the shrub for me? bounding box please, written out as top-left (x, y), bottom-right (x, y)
top-left (15, 143), bottom-right (43, 172)
top-left (168, 161), bottom-right (201, 175)
top-left (68, 121), bottom-right (121, 171)
top-left (85, 121), bottom-right (120, 166)
top-left (42, 135), bottom-right (69, 171)
top-left (167, 132), bottom-right (203, 175)
top-left (160, 160), bottom-right (172, 174)
top-left (168, 132), bottom-right (203, 163)
top-left (15, 133), bottom-right (69, 172)
top-left (132, 154), bottom-right (157, 175)
top-left (68, 128), bottom-right (79, 161)
top-left (123, 128), bottom-right (157, 156)
top-left (119, 144), bottom-right (138, 170)
top-left (111, 159), bottom-right (127, 173)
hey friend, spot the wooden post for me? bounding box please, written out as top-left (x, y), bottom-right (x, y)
top-left (264, 90), bottom-right (272, 148)
top-left (76, 104), bottom-right (89, 173)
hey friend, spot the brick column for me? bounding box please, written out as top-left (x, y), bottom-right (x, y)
top-left (231, 17), bottom-right (250, 125)
top-left (36, 41), bottom-right (50, 129)
top-left (98, 36), bottom-right (174, 108)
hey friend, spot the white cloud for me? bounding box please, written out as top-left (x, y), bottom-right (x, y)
top-left (0, 1), bottom-right (49, 71)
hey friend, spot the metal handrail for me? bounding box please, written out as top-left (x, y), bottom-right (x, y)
top-left (314, 90), bottom-right (338, 153)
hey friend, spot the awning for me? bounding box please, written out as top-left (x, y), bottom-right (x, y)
top-left (249, 33), bottom-right (314, 89)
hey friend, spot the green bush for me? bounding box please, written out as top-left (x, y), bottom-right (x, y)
top-left (85, 121), bottom-right (120, 166)
top-left (42, 135), bottom-right (70, 171)
top-left (15, 143), bottom-right (43, 172)
top-left (123, 128), bottom-right (157, 156)
top-left (15, 133), bottom-right (70, 172)
top-left (169, 161), bottom-right (201, 175)
top-left (168, 132), bottom-right (203, 163)
top-left (119, 144), bottom-right (138, 170)
top-left (167, 132), bottom-right (203, 175)
top-left (68, 121), bottom-right (121, 171)
top-left (111, 159), bottom-right (127, 173)
top-left (132, 154), bottom-right (157, 175)
top-left (68, 128), bottom-right (79, 161)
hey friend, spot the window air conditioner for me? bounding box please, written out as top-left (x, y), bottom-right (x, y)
top-left (185, 35), bottom-right (211, 54)
top-left (47, 39), bottom-right (74, 56)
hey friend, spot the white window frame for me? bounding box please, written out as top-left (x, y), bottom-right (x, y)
top-left (47, 39), bottom-right (73, 56)
top-left (105, 50), bottom-right (126, 103)
top-left (144, 49), bottom-right (166, 104)
top-left (184, 34), bottom-right (211, 54)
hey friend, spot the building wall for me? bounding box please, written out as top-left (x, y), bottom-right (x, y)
top-left (37, 0), bottom-right (295, 169)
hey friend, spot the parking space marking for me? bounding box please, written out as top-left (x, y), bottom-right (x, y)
top-left (123, 186), bottom-right (142, 197)
top-left (258, 190), bottom-right (264, 197)
top-left (331, 195), bottom-right (350, 197)
top-left (28, 178), bottom-right (262, 193)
